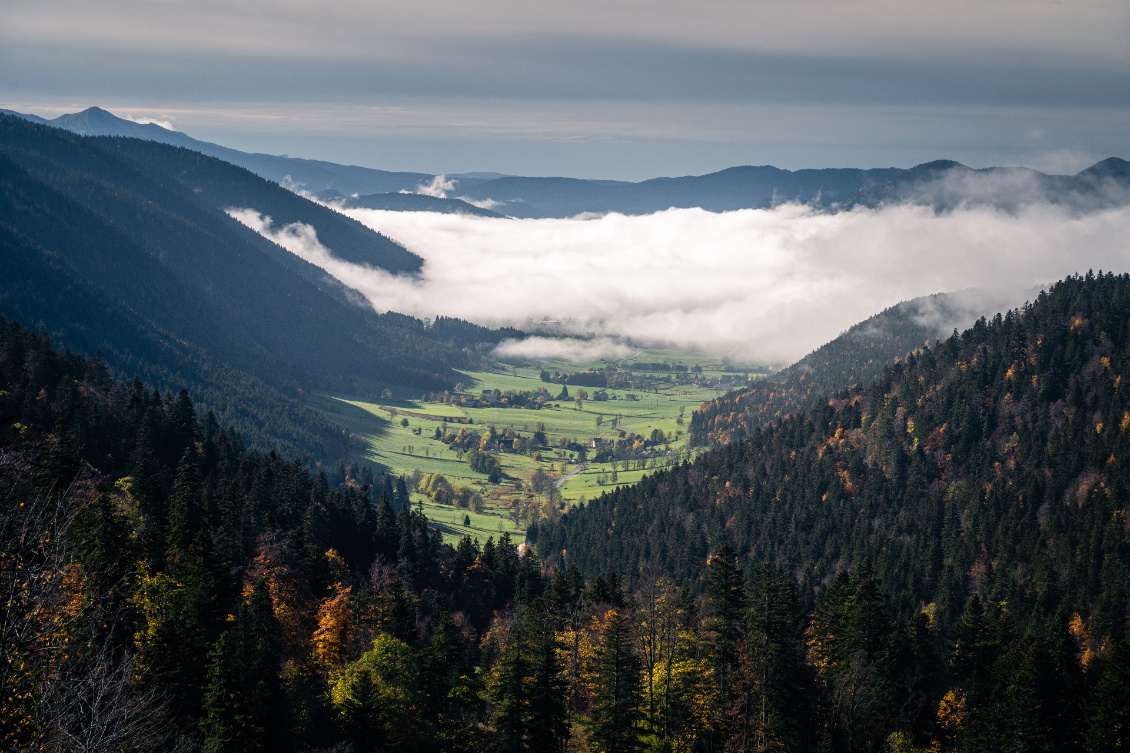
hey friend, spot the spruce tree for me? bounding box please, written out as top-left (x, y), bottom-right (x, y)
top-left (491, 629), bottom-right (529, 753)
top-left (526, 621), bottom-right (568, 753)
top-left (706, 543), bottom-right (745, 693)
top-left (167, 448), bottom-right (204, 554)
top-left (589, 611), bottom-right (642, 753)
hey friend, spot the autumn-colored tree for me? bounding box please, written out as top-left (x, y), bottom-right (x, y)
top-left (242, 532), bottom-right (316, 662)
top-left (314, 583), bottom-right (356, 669)
top-left (0, 474), bottom-right (89, 750)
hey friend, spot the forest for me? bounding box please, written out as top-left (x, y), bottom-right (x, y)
top-left (0, 115), bottom-right (518, 464)
top-left (536, 272), bottom-right (1130, 750)
top-left (4, 274), bottom-right (1129, 752)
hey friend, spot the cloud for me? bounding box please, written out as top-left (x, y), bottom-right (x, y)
top-left (124, 114), bottom-right (174, 130)
top-left (225, 207), bottom-right (361, 285)
top-left (411, 175), bottom-right (456, 198)
top-left (229, 202), bottom-right (1130, 366)
top-left (492, 336), bottom-right (634, 363)
top-left (865, 165), bottom-right (1130, 215)
top-left (457, 196), bottom-right (505, 210)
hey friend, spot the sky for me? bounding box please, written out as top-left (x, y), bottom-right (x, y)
top-left (3, 0), bottom-right (1129, 179)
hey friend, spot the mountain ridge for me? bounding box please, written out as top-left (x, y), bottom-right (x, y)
top-left (5, 106), bottom-right (1127, 218)
top-left (0, 114), bottom-right (518, 462)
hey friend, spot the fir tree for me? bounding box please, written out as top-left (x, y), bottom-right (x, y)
top-left (589, 610), bottom-right (642, 753)
top-left (167, 448), bottom-right (205, 554)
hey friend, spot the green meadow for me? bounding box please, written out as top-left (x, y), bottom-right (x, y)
top-left (310, 345), bottom-right (765, 543)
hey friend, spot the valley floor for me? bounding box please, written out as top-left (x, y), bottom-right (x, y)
top-left (309, 346), bottom-right (763, 543)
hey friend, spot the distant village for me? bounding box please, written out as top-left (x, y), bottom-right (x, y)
top-left (404, 362), bottom-right (757, 413)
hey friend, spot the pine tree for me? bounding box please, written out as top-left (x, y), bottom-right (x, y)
top-left (589, 610), bottom-right (642, 753)
top-left (374, 493), bottom-right (397, 560)
top-left (706, 543), bottom-right (745, 694)
top-left (131, 455), bottom-right (168, 565)
top-left (745, 563), bottom-right (809, 751)
top-left (491, 629), bottom-right (529, 753)
top-left (167, 448), bottom-right (204, 554)
top-left (526, 616), bottom-right (568, 753)
top-left (165, 388), bottom-right (197, 465)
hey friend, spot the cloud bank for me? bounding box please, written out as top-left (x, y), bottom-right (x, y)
top-left (230, 203), bottom-right (1130, 366)
top-left (492, 336), bottom-right (634, 363)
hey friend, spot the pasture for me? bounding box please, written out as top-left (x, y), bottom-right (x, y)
top-left (311, 344), bottom-right (765, 543)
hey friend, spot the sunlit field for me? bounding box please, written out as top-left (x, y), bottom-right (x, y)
top-left (310, 345), bottom-right (764, 543)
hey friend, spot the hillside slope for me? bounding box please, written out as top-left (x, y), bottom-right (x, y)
top-left (0, 115), bottom-right (514, 460)
top-left (691, 290), bottom-right (1026, 446)
top-left (101, 137), bottom-right (423, 272)
top-left (538, 273), bottom-right (1130, 642)
top-left (842, 158), bottom-right (1130, 214)
top-left (9, 107), bottom-right (1127, 220)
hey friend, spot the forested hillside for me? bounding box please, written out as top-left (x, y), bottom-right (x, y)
top-left (692, 293), bottom-right (973, 446)
top-left (102, 137), bottom-right (423, 273)
top-left (534, 272), bottom-right (1130, 750)
top-left (0, 115), bottom-right (516, 462)
top-left (0, 316), bottom-right (540, 752)
top-left (545, 273), bottom-right (1130, 628)
top-left (4, 300), bottom-right (1128, 753)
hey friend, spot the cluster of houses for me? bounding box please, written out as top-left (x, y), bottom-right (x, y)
top-left (589, 389), bottom-right (638, 402)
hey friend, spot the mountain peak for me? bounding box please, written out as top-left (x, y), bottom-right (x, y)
top-left (906, 159), bottom-right (968, 175)
top-left (1078, 157), bottom-right (1130, 180)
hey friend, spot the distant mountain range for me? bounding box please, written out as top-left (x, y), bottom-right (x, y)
top-left (4, 106), bottom-right (1128, 218)
top-left (2, 105), bottom-right (1130, 218)
top-left (319, 189), bottom-right (503, 218)
top-left (0, 106), bottom-right (441, 195)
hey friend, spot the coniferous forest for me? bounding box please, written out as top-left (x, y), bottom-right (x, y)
top-left (4, 268), bottom-right (1130, 751)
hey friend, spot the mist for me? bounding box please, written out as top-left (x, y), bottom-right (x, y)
top-left (492, 337), bottom-right (635, 363)
top-left (229, 202), bottom-right (1130, 366)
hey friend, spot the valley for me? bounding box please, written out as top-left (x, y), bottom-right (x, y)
top-left (2, 98), bottom-right (1129, 753)
top-left (310, 346), bottom-right (764, 543)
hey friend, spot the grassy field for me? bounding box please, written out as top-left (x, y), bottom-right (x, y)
top-left (310, 344), bottom-right (764, 544)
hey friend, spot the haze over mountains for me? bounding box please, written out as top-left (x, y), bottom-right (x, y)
top-left (5, 106), bottom-right (1128, 218)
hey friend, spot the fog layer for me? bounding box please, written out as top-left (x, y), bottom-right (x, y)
top-left (229, 203), bottom-right (1130, 365)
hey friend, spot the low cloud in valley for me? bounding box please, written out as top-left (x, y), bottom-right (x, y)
top-left (229, 202), bottom-right (1130, 366)
top-left (492, 337), bottom-right (635, 363)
